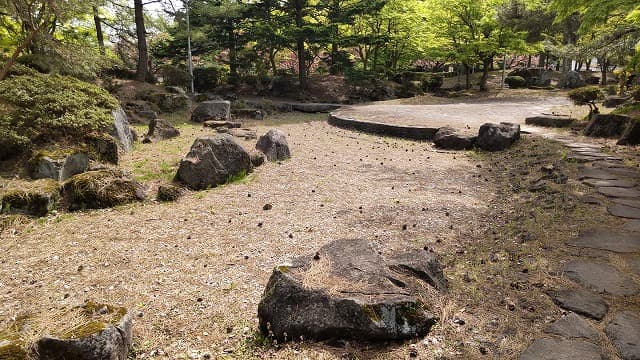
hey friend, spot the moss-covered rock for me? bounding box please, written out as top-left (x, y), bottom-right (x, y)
top-left (83, 133), bottom-right (120, 165)
top-left (36, 301), bottom-right (132, 360)
top-left (1, 179), bottom-right (61, 217)
top-left (156, 184), bottom-right (183, 202)
top-left (62, 169), bottom-right (145, 211)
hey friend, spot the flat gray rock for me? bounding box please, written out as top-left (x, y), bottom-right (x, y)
top-left (567, 228), bottom-right (640, 253)
top-left (560, 260), bottom-right (638, 297)
top-left (547, 289), bottom-right (608, 320)
top-left (613, 198), bottom-right (640, 209)
top-left (597, 187), bottom-right (640, 198)
top-left (569, 155), bottom-right (606, 163)
top-left (593, 161), bottom-right (628, 169)
top-left (578, 168), bottom-right (625, 180)
top-left (565, 143), bottom-right (601, 150)
top-left (544, 313), bottom-right (601, 340)
top-left (623, 219), bottom-right (640, 232)
top-left (605, 311), bottom-right (640, 360)
top-left (519, 338), bottom-right (602, 360)
top-left (608, 204), bottom-right (640, 220)
top-left (582, 179), bottom-right (636, 188)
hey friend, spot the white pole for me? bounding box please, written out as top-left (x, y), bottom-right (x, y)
top-left (186, 0), bottom-right (194, 94)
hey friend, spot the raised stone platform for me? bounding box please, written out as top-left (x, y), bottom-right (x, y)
top-left (328, 114), bottom-right (439, 140)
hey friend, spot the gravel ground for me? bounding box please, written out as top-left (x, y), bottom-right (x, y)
top-left (0, 118), bottom-right (492, 359)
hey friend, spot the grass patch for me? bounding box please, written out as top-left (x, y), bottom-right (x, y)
top-left (225, 170), bottom-right (249, 185)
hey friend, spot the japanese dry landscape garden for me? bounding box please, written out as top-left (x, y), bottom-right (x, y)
top-left (1, 0), bottom-right (640, 359)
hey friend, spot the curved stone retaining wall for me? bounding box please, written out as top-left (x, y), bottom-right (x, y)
top-left (328, 113), bottom-right (438, 140)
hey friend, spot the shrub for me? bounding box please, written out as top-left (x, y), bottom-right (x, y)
top-left (505, 76), bottom-right (527, 89)
top-left (160, 64), bottom-right (189, 87)
top-left (568, 85), bottom-right (604, 114)
top-left (193, 66), bottom-right (229, 92)
top-left (0, 72), bottom-right (119, 160)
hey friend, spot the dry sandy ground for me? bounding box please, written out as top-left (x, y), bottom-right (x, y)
top-left (1, 118), bottom-right (494, 359)
top-left (1, 91), bottom-right (634, 359)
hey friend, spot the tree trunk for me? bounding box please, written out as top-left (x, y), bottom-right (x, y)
top-left (600, 56), bottom-right (608, 85)
top-left (134, 0), bottom-right (151, 82)
top-left (465, 64), bottom-right (471, 89)
top-left (294, 0), bottom-right (306, 89)
top-left (329, 0), bottom-right (340, 75)
top-left (93, 6), bottom-right (105, 56)
top-left (479, 57), bottom-right (492, 91)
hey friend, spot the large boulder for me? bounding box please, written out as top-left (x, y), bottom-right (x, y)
top-left (62, 169), bottom-right (146, 211)
top-left (433, 127), bottom-right (476, 150)
top-left (560, 71), bottom-right (586, 89)
top-left (258, 239), bottom-right (447, 342)
top-left (29, 151), bottom-right (89, 181)
top-left (36, 302), bottom-right (133, 360)
top-left (256, 129), bottom-right (291, 161)
top-left (176, 135), bottom-right (252, 190)
top-left (191, 101), bottom-right (231, 123)
top-left (232, 108), bottom-right (265, 120)
top-left (146, 118), bottom-right (180, 140)
top-left (584, 114), bottom-right (632, 138)
top-left (149, 93), bottom-right (190, 112)
top-left (1, 179), bottom-right (61, 217)
top-left (476, 122), bottom-right (520, 151)
top-left (109, 107), bottom-right (135, 152)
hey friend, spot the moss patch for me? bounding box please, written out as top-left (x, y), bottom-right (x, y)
top-left (0, 72), bottom-right (119, 160)
top-left (57, 301), bottom-right (127, 340)
top-left (0, 179), bottom-right (61, 217)
top-left (62, 169), bottom-right (145, 210)
top-left (0, 343), bottom-right (27, 360)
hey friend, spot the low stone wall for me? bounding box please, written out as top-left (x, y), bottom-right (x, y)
top-left (328, 113), bottom-right (438, 140)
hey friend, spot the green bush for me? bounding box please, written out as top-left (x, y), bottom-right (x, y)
top-left (160, 64), bottom-right (189, 87)
top-left (193, 66), bottom-right (229, 92)
top-left (0, 72), bottom-right (119, 160)
top-left (568, 85), bottom-right (604, 114)
top-left (505, 76), bottom-right (527, 89)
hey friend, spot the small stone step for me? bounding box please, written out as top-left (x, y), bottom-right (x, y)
top-left (597, 187), bottom-right (640, 198)
top-left (582, 179), bottom-right (636, 188)
top-left (608, 204), bottom-right (640, 220)
top-left (567, 228), bottom-right (640, 253)
top-left (544, 313), bottom-right (601, 340)
top-left (560, 260), bottom-right (638, 297)
top-left (547, 289), bottom-right (608, 320)
top-left (519, 338), bottom-right (603, 360)
top-left (605, 311), bottom-right (640, 360)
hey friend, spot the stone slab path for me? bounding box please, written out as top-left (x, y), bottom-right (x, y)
top-left (520, 130), bottom-right (640, 360)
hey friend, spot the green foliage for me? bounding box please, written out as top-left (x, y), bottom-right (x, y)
top-left (568, 85), bottom-right (604, 105)
top-left (0, 72), bottom-right (118, 159)
top-left (552, 0), bottom-right (640, 33)
top-left (568, 85), bottom-right (604, 113)
top-left (505, 76), bottom-right (527, 88)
